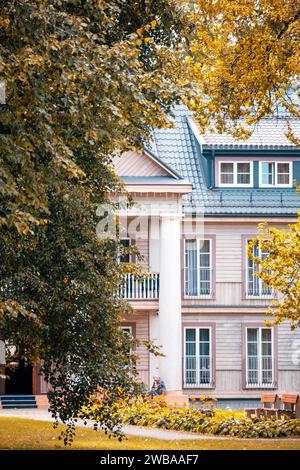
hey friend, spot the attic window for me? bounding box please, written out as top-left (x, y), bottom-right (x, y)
top-left (219, 161), bottom-right (252, 187)
top-left (259, 162), bottom-right (292, 188)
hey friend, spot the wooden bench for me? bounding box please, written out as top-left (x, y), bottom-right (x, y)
top-left (245, 393), bottom-right (280, 419)
top-left (279, 393), bottom-right (300, 419)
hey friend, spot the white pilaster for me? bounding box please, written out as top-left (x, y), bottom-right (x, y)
top-left (158, 215), bottom-right (182, 392)
top-left (149, 313), bottom-right (160, 383)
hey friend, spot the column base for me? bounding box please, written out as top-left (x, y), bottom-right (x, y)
top-left (35, 394), bottom-right (49, 409)
top-left (164, 391), bottom-right (189, 407)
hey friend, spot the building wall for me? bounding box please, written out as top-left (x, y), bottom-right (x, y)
top-left (128, 218), bottom-right (300, 397)
top-left (182, 313), bottom-right (300, 397)
top-left (183, 221), bottom-right (288, 307)
top-left (114, 151), bottom-right (170, 177)
top-left (136, 238), bottom-right (149, 268)
top-left (123, 311), bottom-right (150, 387)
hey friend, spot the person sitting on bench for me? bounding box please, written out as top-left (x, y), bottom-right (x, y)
top-left (149, 375), bottom-right (166, 398)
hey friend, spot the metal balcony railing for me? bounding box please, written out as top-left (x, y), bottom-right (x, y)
top-left (246, 356), bottom-right (274, 388)
top-left (184, 269), bottom-right (214, 298)
top-left (120, 273), bottom-right (160, 300)
top-left (244, 270), bottom-right (273, 298)
top-left (183, 356), bottom-right (212, 388)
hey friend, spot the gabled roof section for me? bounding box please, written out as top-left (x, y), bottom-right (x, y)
top-left (114, 149), bottom-right (182, 179)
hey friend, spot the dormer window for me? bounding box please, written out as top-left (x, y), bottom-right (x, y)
top-left (219, 161), bottom-right (253, 187)
top-left (259, 162), bottom-right (292, 188)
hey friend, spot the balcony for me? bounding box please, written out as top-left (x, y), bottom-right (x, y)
top-left (120, 273), bottom-right (160, 300)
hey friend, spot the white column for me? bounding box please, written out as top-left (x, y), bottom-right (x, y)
top-left (158, 215), bottom-right (182, 392)
top-left (149, 216), bottom-right (160, 273)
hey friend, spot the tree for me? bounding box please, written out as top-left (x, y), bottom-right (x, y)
top-left (0, 0), bottom-right (189, 233)
top-left (185, 0), bottom-right (300, 140)
top-left (248, 192), bottom-right (300, 329)
top-left (0, 0), bottom-right (189, 443)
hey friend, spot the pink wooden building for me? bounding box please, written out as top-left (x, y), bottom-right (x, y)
top-left (1, 105), bottom-right (300, 409)
top-left (115, 105), bottom-right (300, 406)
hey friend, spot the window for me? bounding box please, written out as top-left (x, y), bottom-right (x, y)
top-left (220, 162), bottom-right (234, 185)
top-left (259, 161), bottom-right (292, 187)
top-left (119, 239), bottom-right (131, 263)
top-left (246, 327), bottom-right (274, 388)
top-left (184, 327), bottom-right (212, 388)
top-left (184, 239), bottom-right (212, 297)
top-left (121, 325), bottom-right (134, 355)
top-left (237, 162), bottom-right (251, 185)
top-left (121, 326), bottom-right (133, 336)
top-left (219, 161), bottom-right (252, 187)
top-left (246, 242), bottom-right (272, 297)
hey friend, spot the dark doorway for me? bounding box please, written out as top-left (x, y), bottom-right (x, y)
top-left (5, 360), bottom-right (33, 394)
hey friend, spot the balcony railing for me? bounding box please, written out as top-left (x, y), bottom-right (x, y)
top-left (247, 288), bottom-right (273, 298)
top-left (245, 270), bottom-right (273, 298)
top-left (183, 356), bottom-right (212, 388)
top-left (184, 269), bottom-right (214, 298)
top-left (120, 273), bottom-right (160, 300)
top-left (246, 381), bottom-right (275, 389)
top-left (246, 356), bottom-right (274, 388)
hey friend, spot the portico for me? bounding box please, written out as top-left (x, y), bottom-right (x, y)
top-left (114, 151), bottom-right (192, 398)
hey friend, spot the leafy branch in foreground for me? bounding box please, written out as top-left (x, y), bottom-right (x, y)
top-left (0, 0), bottom-right (190, 444)
top-left (248, 189), bottom-right (300, 329)
top-left (185, 0), bottom-right (300, 140)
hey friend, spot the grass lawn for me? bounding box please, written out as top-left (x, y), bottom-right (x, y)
top-left (1, 417), bottom-right (300, 450)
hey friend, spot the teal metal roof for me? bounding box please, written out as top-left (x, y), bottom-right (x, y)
top-left (150, 105), bottom-right (300, 216)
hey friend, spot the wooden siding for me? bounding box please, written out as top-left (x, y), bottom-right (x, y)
top-left (114, 151), bottom-right (170, 177)
top-left (136, 238), bottom-right (149, 268)
top-left (123, 311), bottom-right (150, 387)
top-left (183, 222), bottom-right (288, 307)
top-left (278, 322), bottom-right (300, 370)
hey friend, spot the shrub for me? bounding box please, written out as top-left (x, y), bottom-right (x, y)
top-left (84, 393), bottom-right (300, 439)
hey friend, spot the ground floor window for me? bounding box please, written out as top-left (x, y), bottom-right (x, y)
top-left (121, 324), bottom-right (135, 355)
top-left (183, 327), bottom-right (212, 388)
top-left (246, 327), bottom-right (274, 388)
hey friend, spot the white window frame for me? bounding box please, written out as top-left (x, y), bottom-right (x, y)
top-left (121, 325), bottom-right (133, 355)
top-left (184, 327), bottom-right (212, 388)
top-left (245, 241), bottom-right (273, 298)
top-left (121, 325), bottom-right (133, 336)
top-left (246, 327), bottom-right (274, 388)
top-left (259, 161), bottom-right (293, 188)
top-left (218, 161), bottom-right (253, 187)
top-left (184, 239), bottom-right (212, 299)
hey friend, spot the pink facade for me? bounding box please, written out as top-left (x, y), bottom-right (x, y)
top-left (115, 146), bottom-right (300, 402)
